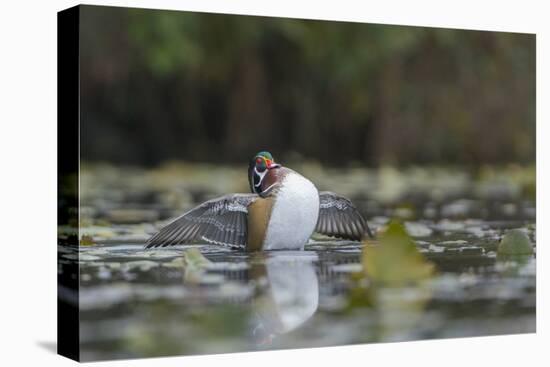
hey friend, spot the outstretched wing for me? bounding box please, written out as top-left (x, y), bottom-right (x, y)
top-left (315, 191), bottom-right (373, 241)
top-left (145, 194), bottom-right (258, 249)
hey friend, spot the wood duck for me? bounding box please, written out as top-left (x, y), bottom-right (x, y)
top-left (146, 151), bottom-right (372, 251)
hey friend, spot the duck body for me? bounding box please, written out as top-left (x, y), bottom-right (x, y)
top-left (248, 167), bottom-right (319, 251)
top-left (146, 151), bottom-right (372, 251)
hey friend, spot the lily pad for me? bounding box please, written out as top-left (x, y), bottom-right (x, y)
top-left (405, 222), bottom-right (433, 237)
top-left (498, 229), bottom-right (533, 256)
top-left (362, 220), bottom-right (435, 286)
top-left (180, 248), bottom-right (217, 284)
top-left (183, 248), bottom-right (212, 268)
top-left (121, 260), bottom-right (159, 272)
top-left (80, 235), bottom-right (95, 246)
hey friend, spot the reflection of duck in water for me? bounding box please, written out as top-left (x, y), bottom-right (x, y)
top-left (249, 252), bottom-right (319, 345)
top-left (146, 151), bottom-right (372, 251)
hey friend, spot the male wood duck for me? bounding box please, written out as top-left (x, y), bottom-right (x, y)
top-left (146, 151), bottom-right (372, 251)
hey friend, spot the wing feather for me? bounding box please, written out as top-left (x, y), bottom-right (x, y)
top-left (315, 191), bottom-right (373, 241)
top-left (146, 193), bottom-right (257, 249)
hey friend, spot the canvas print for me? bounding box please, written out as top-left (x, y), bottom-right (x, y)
top-left (57, 5), bottom-right (536, 362)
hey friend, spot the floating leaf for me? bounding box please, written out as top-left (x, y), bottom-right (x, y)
top-left (362, 220), bottom-right (434, 286)
top-left (498, 229), bottom-right (533, 256)
top-left (405, 222), bottom-right (433, 237)
top-left (106, 209), bottom-right (159, 224)
top-left (183, 248), bottom-right (212, 268)
top-left (122, 260), bottom-right (158, 272)
top-left (182, 248), bottom-right (215, 284)
top-left (162, 257), bottom-right (185, 268)
top-left (80, 235), bottom-right (95, 246)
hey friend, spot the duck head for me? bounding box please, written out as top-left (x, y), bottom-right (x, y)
top-left (248, 151), bottom-right (281, 195)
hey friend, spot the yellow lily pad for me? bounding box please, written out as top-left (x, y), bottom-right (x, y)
top-left (183, 248), bottom-right (212, 268)
top-left (80, 235), bottom-right (95, 246)
top-left (362, 220), bottom-right (434, 286)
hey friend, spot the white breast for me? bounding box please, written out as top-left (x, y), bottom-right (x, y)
top-left (263, 172), bottom-right (320, 250)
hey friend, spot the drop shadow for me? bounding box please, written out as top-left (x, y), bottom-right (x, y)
top-left (36, 340), bottom-right (57, 354)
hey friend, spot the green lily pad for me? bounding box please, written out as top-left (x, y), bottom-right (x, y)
top-left (498, 229), bottom-right (533, 256)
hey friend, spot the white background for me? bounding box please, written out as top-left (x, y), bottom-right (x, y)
top-left (0, 0), bottom-right (547, 366)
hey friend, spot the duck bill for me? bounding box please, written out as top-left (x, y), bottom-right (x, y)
top-left (266, 159), bottom-right (280, 169)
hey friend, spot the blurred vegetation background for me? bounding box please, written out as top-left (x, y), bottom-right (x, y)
top-left (79, 5), bottom-right (535, 167)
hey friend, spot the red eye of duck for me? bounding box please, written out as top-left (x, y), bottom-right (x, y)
top-left (256, 158), bottom-right (263, 164)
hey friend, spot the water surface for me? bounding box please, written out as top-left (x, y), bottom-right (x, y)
top-left (61, 164), bottom-right (536, 361)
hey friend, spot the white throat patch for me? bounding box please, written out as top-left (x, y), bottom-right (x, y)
top-left (254, 168), bottom-right (267, 189)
